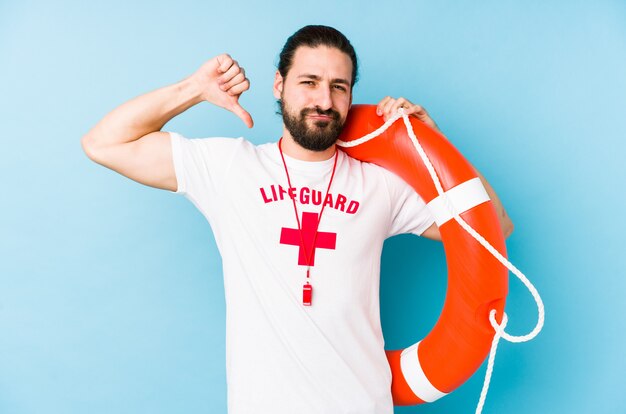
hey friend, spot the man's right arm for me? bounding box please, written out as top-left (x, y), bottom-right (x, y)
top-left (80, 54), bottom-right (253, 192)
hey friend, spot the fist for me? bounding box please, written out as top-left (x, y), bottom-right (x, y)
top-left (191, 54), bottom-right (253, 128)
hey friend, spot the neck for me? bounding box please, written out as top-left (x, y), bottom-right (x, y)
top-left (279, 131), bottom-right (337, 162)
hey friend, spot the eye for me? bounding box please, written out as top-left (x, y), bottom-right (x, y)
top-left (301, 81), bottom-right (315, 86)
top-left (333, 84), bottom-right (347, 92)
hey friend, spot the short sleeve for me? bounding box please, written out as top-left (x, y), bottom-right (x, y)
top-left (169, 131), bottom-right (244, 218)
top-left (384, 170), bottom-right (435, 237)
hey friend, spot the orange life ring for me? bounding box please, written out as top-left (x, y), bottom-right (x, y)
top-left (337, 104), bottom-right (509, 405)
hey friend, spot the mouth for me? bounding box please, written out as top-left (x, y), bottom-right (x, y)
top-left (307, 114), bottom-right (333, 121)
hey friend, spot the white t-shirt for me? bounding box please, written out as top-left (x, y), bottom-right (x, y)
top-left (169, 132), bottom-right (434, 414)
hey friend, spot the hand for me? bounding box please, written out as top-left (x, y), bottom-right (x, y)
top-left (376, 96), bottom-right (439, 131)
top-left (190, 54), bottom-right (253, 128)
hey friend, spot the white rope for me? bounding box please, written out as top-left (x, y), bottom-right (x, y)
top-left (475, 311), bottom-right (508, 414)
top-left (336, 110), bottom-right (405, 148)
top-left (337, 108), bottom-right (545, 411)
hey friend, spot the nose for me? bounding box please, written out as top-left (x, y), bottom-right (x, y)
top-left (314, 84), bottom-right (333, 110)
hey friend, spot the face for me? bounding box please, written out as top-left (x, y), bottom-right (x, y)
top-left (274, 45), bottom-right (353, 151)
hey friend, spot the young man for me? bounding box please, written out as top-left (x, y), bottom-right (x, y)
top-left (82, 25), bottom-right (512, 414)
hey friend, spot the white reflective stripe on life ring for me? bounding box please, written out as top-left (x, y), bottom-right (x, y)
top-left (400, 342), bottom-right (448, 403)
top-left (426, 177), bottom-right (490, 227)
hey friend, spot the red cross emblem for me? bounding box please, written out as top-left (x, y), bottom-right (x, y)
top-left (280, 212), bottom-right (337, 266)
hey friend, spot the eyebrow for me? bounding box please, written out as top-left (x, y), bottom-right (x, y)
top-left (297, 74), bottom-right (351, 86)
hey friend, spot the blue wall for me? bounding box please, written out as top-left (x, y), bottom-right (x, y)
top-left (1, 1), bottom-right (624, 413)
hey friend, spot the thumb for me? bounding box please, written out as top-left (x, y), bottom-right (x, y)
top-left (231, 102), bottom-right (254, 128)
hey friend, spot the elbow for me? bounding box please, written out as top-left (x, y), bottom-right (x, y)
top-left (81, 134), bottom-right (94, 159)
top-left (503, 219), bottom-right (514, 239)
top-left (81, 134), bottom-right (101, 163)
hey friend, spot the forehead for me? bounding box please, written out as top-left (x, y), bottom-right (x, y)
top-left (289, 45), bottom-right (352, 84)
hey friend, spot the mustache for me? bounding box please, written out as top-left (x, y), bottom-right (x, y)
top-left (301, 107), bottom-right (340, 120)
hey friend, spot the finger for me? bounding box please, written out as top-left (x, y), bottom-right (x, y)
top-left (376, 96), bottom-right (392, 115)
top-left (391, 97), bottom-right (410, 114)
top-left (382, 97), bottom-right (397, 118)
top-left (408, 104), bottom-right (428, 118)
top-left (405, 105), bottom-right (438, 130)
top-left (231, 102), bottom-right (254, 128)
top-left (389, 98), bottom-right (406, 115)
top-left (216, 54), bottom-right (234, 74)
top-left (221, 72), bottom-right (246, 92)
top-left (218, 63), bottom-right (242, 86)
top-left (226, 78), bottom-right (251, 96)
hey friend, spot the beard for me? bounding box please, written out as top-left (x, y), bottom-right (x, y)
top-left (279, 98), bottom-right (345, 152)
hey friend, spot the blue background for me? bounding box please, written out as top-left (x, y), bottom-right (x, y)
top-left (1, 1), bottom-right (625, 413)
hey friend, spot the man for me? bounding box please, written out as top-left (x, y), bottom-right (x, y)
top-left (82, 25), bottom-right (512, 414)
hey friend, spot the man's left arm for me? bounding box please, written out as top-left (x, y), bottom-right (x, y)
top-left (376, 96), bottom-right (514, 242)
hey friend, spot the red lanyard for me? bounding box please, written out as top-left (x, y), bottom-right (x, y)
top-left (278, 138), bottom-right (339, 306)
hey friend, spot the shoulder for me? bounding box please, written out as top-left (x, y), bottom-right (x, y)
top-left (169, 132), bottom-right (249, 148)
top-left (169, 132), bottom-right (262, 157)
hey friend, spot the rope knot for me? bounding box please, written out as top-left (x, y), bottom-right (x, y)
top-left (489, 309), bottom-right (508, 335)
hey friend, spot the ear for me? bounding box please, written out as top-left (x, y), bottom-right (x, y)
top-left (273, 71), bottom-right (284, 100)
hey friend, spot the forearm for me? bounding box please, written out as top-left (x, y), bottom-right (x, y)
top-left (476, 170), bottom-right (514, 238)
top-left (82, 76), bottom-right (202, 150)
